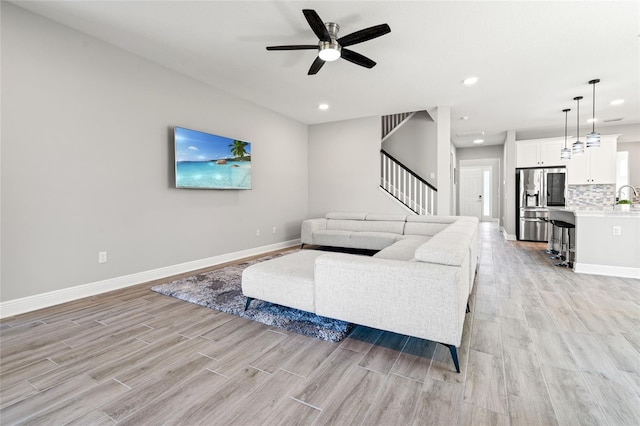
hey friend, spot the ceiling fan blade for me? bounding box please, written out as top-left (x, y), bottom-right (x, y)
top-left (266, 45), bottom-right (318, 51)
top-left (338, 24), bottom-right (391, 47)
top-left (341, 49), bottom-right (377, 68)
top-left (303, 9), bottom-right (330, 42)
top-left (308, 57), bottom-right (325, 75)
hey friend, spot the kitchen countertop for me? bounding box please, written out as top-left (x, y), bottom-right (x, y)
top-left (549, 207), bottom-right (640, 218)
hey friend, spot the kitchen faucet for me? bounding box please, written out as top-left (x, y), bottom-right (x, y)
top-left (617, 185), bottom-right (639, 202)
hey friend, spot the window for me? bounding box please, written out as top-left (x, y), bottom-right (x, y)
top-left (483, 169), bottom-right (491, 217)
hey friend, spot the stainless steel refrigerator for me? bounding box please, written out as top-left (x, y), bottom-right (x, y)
top-left (516, 168), bottom-right (566, 241)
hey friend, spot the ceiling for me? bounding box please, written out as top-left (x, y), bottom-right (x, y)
top-left (10, 1), bottom-right (640, 148)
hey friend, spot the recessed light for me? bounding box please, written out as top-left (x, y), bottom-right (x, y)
top-left (459, 116), bottom-right (469, 120)
top-left (463, 77), bottom-right (478, 86)
top-left (610, 99), bottom-right (624, 106)
top-left (473, 139), bottom-right (484, 144)
top-left (318, 103), bottom-right (329, 110)
top-left (586, 118), bottom-right (598, 123)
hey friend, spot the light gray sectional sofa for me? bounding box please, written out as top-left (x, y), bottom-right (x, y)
top-left (242, 212), bottom-right (479, 373)
top-left (302, 212), bottom-right (479, 294)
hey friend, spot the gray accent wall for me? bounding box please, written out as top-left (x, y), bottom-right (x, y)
top-left (381, 111), bottom-right (438, 188)
top-left (308, 117), bottom-right (408, 218)
top-left (1, 4), bottom-right (308, 302)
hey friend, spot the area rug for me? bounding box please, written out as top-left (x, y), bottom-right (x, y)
top-left (151, 250), bottom-right (352, 342)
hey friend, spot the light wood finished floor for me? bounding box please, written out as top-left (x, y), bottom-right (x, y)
top-left (2, 222), bottom-right (640, 425)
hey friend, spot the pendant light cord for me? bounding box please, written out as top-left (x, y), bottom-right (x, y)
top-left (564, 109), bottom-right (570, 148)
top-left (592, 82), bottom-right (596, 133)
top-left (576, 98), bottom-right (580, 139)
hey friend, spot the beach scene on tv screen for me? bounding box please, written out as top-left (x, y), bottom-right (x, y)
top-left (175, 127), bottom-right (251, 189)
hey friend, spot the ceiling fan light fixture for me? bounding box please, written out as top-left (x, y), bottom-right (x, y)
top-left (318, 40), bottom-right (341, 61)
top-left (266, 10), bottom-right (390, 75)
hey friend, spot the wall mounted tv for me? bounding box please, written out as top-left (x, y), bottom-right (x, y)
top-left (174, 126), bottom-right (251, 190)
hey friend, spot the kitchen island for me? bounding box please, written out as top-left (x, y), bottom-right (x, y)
top-left (549, 208), bottom-right (640, 279)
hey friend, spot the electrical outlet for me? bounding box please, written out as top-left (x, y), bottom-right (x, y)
top-left (612, 226), bottom-right (621, 236)
top-left (256, 229), bottom-right (261, 237)
top-left (98, 251), bottom-right (107, 263)
top-left (272, 226), bottom-right (277, 234)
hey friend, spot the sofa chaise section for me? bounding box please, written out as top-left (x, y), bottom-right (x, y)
top-left (242, 212), bottom-right (479, 373)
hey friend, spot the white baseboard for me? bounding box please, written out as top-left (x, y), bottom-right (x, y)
top-left (573, 262), bottom-right (640, 279)
top-left (500, 227), bottom-right (516, 241)
top-left (0, 239), bottom-right (301, 319)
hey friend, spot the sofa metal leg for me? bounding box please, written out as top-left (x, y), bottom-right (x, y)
top-left (300, 243), bottom-right (305, 250)
top-left (244, 297), bottom-right (253, 311)
top-left (466, 303), bottom-right (470, 313)
top-left (447, 344), bottom-right (461, 373)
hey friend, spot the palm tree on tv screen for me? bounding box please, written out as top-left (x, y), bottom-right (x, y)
top-left (229, 140), bottom-right (249, 160)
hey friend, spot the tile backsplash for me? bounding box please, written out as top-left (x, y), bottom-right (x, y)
top-left (566, 184), bottom-right (616, 209)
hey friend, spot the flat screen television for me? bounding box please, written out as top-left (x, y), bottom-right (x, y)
top-left (174, 126), bottom-right (251, 190)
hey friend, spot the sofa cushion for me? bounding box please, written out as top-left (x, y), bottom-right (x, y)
top-left (414, 233), bottom-right (471, 266)
top-left (348, 232), bottom-right (399, 251)
top-left (446, 223), bottom-right (478, 238)
top-left (406, 215), bottom-right (457, 224)
top-left (374, 238), bottom-right (429, 261)
top-left (241, 250), bottom-right (324, 313)
top-left (360, 220), bottom-right (405, 234)
top-left (313, 230), bottom-right (352, 247)
top-left (365, 213), bottom-right (407, 222)
top-left (403, 221), bottom-right (450, 236)
top-left (326, 212), bottom-right (367, 220)
top-left (326, 219), bottom-right (364, 232)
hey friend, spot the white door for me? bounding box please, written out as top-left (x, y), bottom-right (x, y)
top-left (459, 167), bottom-right (482, 220)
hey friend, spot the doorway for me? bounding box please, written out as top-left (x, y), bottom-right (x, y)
top-left (460, 166), bottom-right (493, 221)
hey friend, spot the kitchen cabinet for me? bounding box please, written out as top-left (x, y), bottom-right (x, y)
top-left (566, 135), bottom-right (618, 184)
top-left (516, 138), bottom-right (564, 168)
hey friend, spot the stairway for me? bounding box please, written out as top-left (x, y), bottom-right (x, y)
top-left (380, 113), bottom-right (437, 215)
top-left (381, 112), bottom-right (414, 141)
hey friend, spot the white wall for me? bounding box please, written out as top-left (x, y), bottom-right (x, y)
top-left (502, 130), bottom-right (517, 239)
top-left (381, 111), bottom-right (437, 188)
top-left (618, 141), bottom-right (640, 188)
top-left (436, 107), bottom-right (452, 215)
top-left (1, 3), bottom-right (308, 302)
top-left (308, 117), bottom-right (407, 217)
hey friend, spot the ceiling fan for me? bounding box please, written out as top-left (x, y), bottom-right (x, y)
top-left (266, 9), bottom-right (391, 75)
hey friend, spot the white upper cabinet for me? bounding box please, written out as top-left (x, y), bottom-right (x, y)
top-left (565, 134), bottom-right (618, 184)
top-left (516, 138), bottom-right (565, 168)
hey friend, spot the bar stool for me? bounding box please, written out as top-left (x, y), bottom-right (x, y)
top-left (551, 220), bottom-right (575, 268)
top-left (548, 220), bottom-right (563, 260)
top-left (541, 218), bottom-right (558, 255)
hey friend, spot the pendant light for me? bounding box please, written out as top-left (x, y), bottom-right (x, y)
top-left (572, 96), bottom-right (585, 155)
top-left (561, 108), bottom-right (571, 160)
top-left (586, 78), bottom-right (601, 148)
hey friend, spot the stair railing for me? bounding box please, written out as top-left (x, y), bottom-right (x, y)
top-left (380, 149), bottom-right (437, 215)
top-left (381, 112), bottom-right (415, 141)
